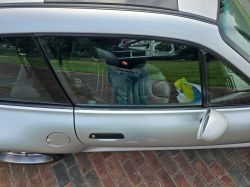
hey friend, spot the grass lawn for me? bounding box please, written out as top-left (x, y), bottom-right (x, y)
top-left (49, 58), bottom-right (201, 84)
top-left (0, 55), bottom-right (231, 87)
top-left (0, 55), bottom-right (45, 67)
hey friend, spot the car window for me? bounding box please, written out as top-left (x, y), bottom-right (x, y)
top-left (219, 0), bottom-right (250, 62)
top-left (38, 36), bottom-right (201, 106)
top-left (0, 37), bottom-right (68, 104)
top-left (206, 53), bottom-right (250, 105)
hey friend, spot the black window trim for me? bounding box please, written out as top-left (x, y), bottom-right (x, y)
top-left (216, 0), bottom-right (221, 26)
top-left (0, 99), bottom-right (73, 109)
top-left (1, 33), bottom-right (250, 110)
top-left (198, 49), bottom-right (208, 108)
top-left (0, 33), bottom-right (73, 108)
top-left (32, 36), bottom-right (74, 106)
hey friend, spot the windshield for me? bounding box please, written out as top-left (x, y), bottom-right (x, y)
top-left (219, 0), bottom-right (250, 62)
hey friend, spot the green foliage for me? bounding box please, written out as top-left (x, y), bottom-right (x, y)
top-left (3, 36), bottom-right (248, 90)
top-left (0, 37), bottom-right (46, 67)
top-left (0, 55), bottom-right (46, 67)
top-left (154, 42), bottom-right (173, 52)
top-left (40, 37), bottom-right (104, 59)
top-left (48, 58), bottom-right (201, 84)
top-left (0, 48), bottom-right (16, 55)
top-left (147, 60), bottom-right (200, 84)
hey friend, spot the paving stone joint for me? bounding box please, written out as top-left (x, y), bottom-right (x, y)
top-left (1, 148), bottom-right (250, 187)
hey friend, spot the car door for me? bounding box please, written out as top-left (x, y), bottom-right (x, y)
top-left (0, 36), bottom-right (82, 153)
top-left (38, 35), bottom-right (250, 149)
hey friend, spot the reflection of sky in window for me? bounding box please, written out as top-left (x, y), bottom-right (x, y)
top-left (222, 0), bottom-right (250, 59)
top-left (238, 0), bottom-right (250, 17)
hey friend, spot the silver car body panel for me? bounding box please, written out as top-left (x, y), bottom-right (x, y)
top-left (0, 8), bottom-right (249, 76)
top-left (178, 0), bottom-right (218, 20)
top-left (0, 105), bottom-right (84, 153)
top-left (45, 0), bottom-right (179, 10)
top-left (83, 142), bottom-right (250, 152)
top-left (1, 7), bottom-right (250, 152)
top-left (0, 0), bottom-right (44, 3)
top-left (0, 0), bottom-right (219, 20)
top-left (75, 107), bottom-right (250, 148)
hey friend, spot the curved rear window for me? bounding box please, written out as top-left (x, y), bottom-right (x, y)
top-left (219, 0), bottom-right (250, 62)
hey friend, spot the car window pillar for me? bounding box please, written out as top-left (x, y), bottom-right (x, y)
top-left (33, 36), bottom-right (74, 106)
top-left (198, 49), bottom-right (208, 108)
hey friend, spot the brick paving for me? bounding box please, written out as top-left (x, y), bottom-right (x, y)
top-left (0, 148), bottom-right (249, 187)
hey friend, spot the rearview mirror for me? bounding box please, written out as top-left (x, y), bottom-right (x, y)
top-left (197, 109), bottom-right (229, 142)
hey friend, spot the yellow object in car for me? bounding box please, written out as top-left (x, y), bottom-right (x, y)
top-left (174, 77), bottom-right (195, 99)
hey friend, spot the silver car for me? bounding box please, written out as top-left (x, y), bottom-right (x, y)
top-left (0, 0), bottom-right (250, 164)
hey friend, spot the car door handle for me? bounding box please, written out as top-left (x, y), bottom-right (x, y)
top-left (89, 133), bottom-right (125, 139)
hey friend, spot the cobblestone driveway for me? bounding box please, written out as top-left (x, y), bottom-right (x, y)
top-left (1, 148), bottom-right (250, 187)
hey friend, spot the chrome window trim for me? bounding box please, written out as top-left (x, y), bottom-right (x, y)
top-left (75, 108), bottom-right (207, 114)
top-left (75, 104), bottom-right (204, 110)
top-left (0, 100), bottom-right (72, 109)
top-left (75, 106), bottom-right (250, 113)
top-left (74, 103), bottom-right (250, 110)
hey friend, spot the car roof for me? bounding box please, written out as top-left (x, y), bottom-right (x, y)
top-left (0, 0), bottom-right (219, 20)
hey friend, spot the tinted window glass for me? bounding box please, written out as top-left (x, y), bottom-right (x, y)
top-left (0, 37), bottom-right (68, 104)
top-left (39, 37), bottom-right (201, 106)
top-left (206, 53), bottom-right (250, 105)
top-left (219, 0), bottom-right (250, 62)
